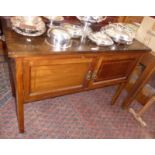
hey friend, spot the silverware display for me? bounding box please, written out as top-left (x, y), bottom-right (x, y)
top-left (88, 31), bottom-right (114, 46)
top-left (11, 16), bottom-right (46, 37)
top-left (102, 23), bottom-right (134, 45)
top-left (11, 16), bottom-right (136, 48)
top-left (46, 27), bottom-right (72, 48)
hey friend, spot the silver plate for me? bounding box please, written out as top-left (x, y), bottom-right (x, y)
top-left (12, 26), bottom-right (46, 37)
top-left (88, 31), bottom-right (114, 46)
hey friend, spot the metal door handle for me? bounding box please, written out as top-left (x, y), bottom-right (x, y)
top-left (86, 70), bottom-right (92, 81)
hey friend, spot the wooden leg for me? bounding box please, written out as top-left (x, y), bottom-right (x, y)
top-left (129, 108), bottom-right (147, 127)
top-left (16, 96), bottom-right (24, 133)
top-left (129, 97), bottom-right (155, 127)
top-left (111, 83), bottom-right (125, 105)
top-left (122, 61), bottom-right (155, 109)
top-left (138, 96), bottom-right (155, 116)
top-left (15, 58), bottom-right (25, 133)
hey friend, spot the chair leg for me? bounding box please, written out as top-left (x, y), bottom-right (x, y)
top-left (138, 96), bottom-right (155, 116)
top-left (129, 108), bottom-right (147, 127)
top-left (111, 83), bottom-right (125, 105)
top-left (129, 96), bottom-right (155, 127)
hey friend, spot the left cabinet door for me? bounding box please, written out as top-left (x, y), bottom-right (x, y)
top-left (23, 56), bottom-right (95, 102)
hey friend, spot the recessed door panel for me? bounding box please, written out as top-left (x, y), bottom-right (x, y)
top-left (90, 56), bottom-right (138, 88)
top-left (23, 56), bottom-right (94, 101)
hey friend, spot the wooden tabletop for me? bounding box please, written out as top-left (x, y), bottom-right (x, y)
top-left (2, 19), bottom-right (151, 58)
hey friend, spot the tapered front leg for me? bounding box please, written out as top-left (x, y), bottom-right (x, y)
top-left (111, 83), bottom-right (125, 105)
top-left (16, 97), bottom-right (24, 133)
top-left (15, 58), bottom-right (25, 133)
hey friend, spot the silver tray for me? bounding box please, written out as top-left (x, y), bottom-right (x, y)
top-left (102, 23), bottom-right (134, 44)
top-left (11, 16), bottom-right (46, 37)
top-left (12, 26), bottom-right (46, 37)
top-left (88, 31), bottom-right (114, 46)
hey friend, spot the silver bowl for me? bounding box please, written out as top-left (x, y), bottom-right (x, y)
top-left (46, 27), bottom-right (72, 48)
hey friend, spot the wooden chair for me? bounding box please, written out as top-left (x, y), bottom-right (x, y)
top-left (112, 52), bottom-right (155, 126)
top-left (112, 16), bottom-right (155, 126)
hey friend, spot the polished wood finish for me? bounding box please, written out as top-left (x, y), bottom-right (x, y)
top-left (2, 19), bottom-right (150, 132)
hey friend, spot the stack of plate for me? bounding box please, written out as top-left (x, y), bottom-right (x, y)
top-left (11, 16), bottom-right (46, 37)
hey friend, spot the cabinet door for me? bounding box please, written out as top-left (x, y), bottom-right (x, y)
top-left (89, 54), bottom-right (139, 88)
top-left (23, 56), bottom-right (95, 102)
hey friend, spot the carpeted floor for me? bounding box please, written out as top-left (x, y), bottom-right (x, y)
top-left (0, 61), bottom-right (155, 139)
top-left (0, 62), bottom-right (12, 107)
